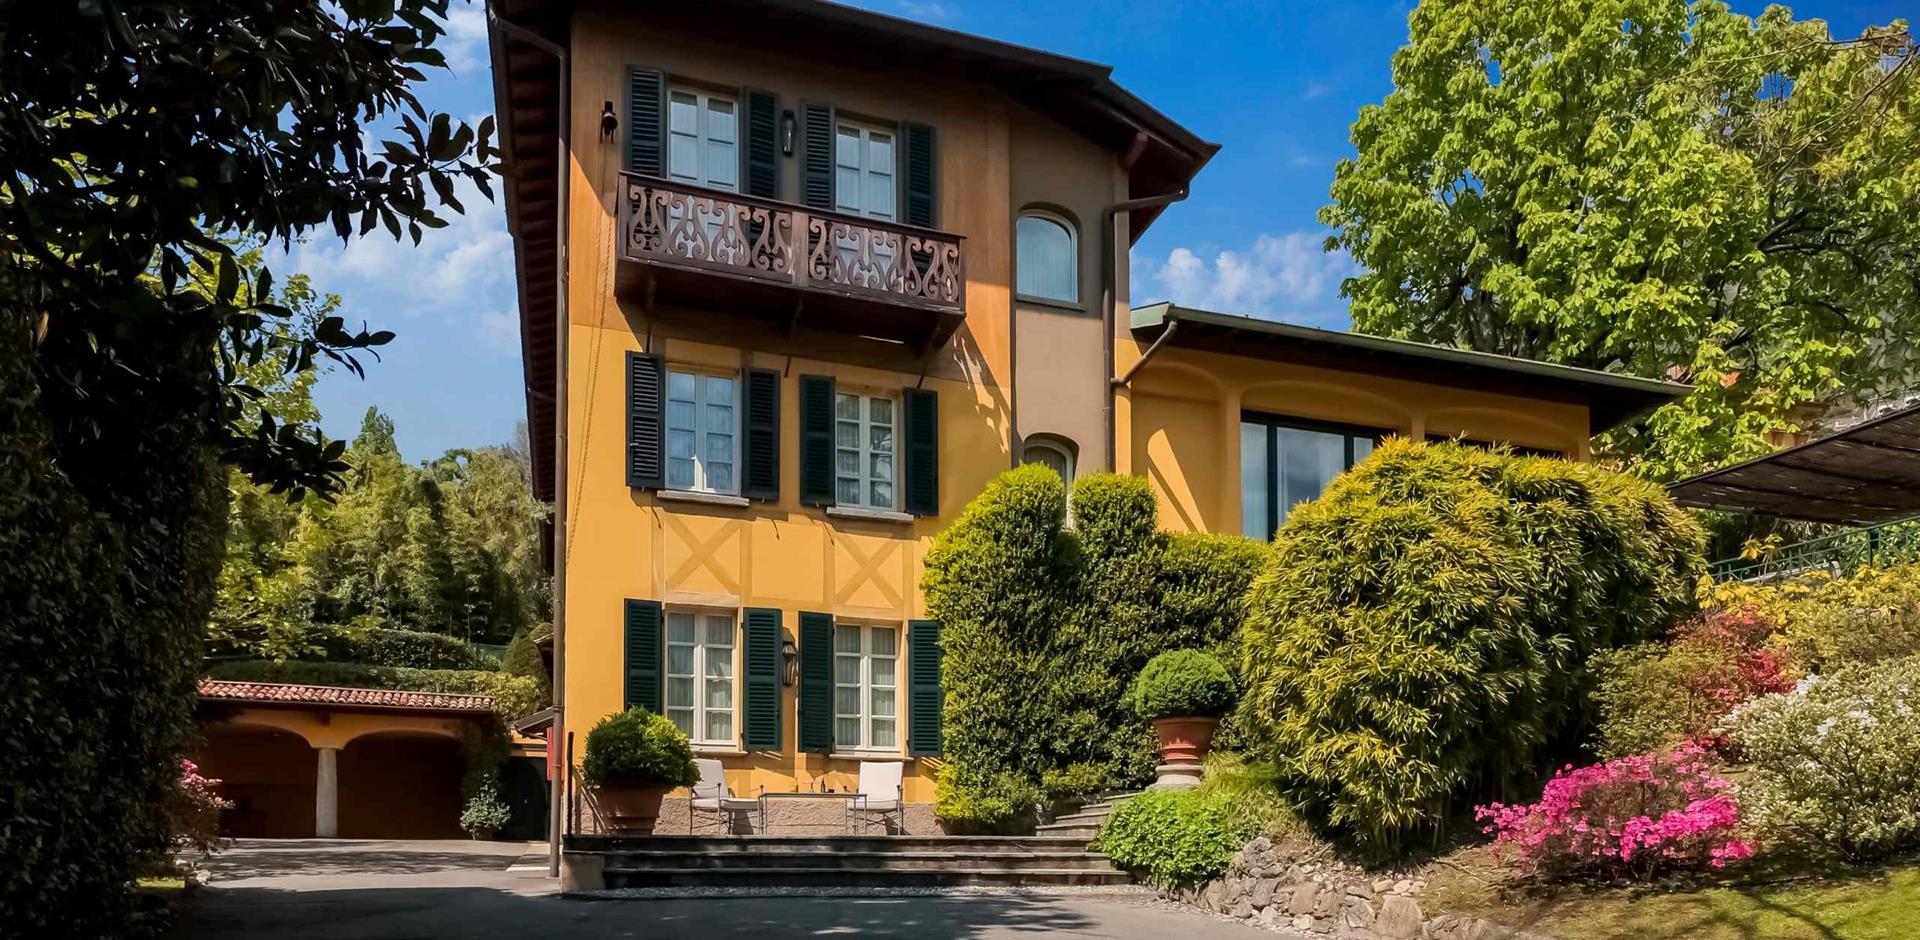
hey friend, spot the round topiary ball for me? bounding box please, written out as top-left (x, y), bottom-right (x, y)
top-left (580, 706), bottom-right (699, 789)
top-left (1126, 649), bottom-right (1235, 720)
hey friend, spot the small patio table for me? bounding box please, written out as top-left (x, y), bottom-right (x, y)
top-left (757, 789), bottom-right (858, 834)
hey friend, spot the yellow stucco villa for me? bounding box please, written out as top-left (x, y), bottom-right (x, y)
top-left (486, 0), bottom-right (1688, 835)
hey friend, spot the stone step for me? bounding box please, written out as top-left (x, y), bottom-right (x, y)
top-left (569, 835), bottom-right (1096, 855)
top-left (1044, 810), bottom-right (1110, 827)
top-left (1033, 824), bottom-right (1099, 840)
top-left (601, 850), bottom-right (1117, 872)
top-left (602, 866), bottom-right (1135, 889)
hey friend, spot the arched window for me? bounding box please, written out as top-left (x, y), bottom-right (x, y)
top-left (1016, 212), bottom-right (1078, 304)
top-left (1021, 435), bottom-right (1076, 481)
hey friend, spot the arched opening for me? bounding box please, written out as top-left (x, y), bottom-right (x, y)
top-left (195, 724), bottom-right (317, 838)
top-left (1020, 433), bottom-right (1078, 480)
top-left (338, 731), bottom-right (465, 839)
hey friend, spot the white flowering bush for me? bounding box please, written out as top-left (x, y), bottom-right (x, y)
top-left (1724, 657), bottom-right (1920, 861)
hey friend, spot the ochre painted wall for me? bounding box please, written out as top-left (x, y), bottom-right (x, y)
top-left (1009, 104), bottom-right (1122, 475)
top-left (339, 734), bottom-right (465, 839)
top-left (1114, 344), bottom-right (1594, 535)
top-left (195, 708), bottom-right (480, 838)
top-left (554, 4), bottom-right (1133, 805)
top-left (196, 725), bottom-right (316, 839)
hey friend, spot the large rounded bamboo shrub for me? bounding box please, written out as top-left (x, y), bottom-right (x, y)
top-left (1239, 439), bottom-right (1703, 850)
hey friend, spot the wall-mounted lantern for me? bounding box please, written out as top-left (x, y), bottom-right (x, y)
top-left (781, 638), bottom-right (799, 686)
top-left (599, 101), bottom-right (617, 142)
top-left (780, 110), bottom-right (797, 157)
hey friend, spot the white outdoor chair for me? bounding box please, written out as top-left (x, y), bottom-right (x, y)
top-left (689, 758), bottom-right (761, 834)
top-left (845, 761), bottom-right (905, 835)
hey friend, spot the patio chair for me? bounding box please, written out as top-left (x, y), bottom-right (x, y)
top-left (689, 758), bottom-right (761, 834)
top-left (845, 761), bottom-right (905, 835)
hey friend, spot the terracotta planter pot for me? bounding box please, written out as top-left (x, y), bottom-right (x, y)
top-left (596, 785), bottom-right (671, 835)
top-left (1152, 716), bottom-right (1220, 765)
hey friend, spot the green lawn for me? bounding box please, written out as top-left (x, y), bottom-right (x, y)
top-left (1423, 849), bottom-right (1920, 940)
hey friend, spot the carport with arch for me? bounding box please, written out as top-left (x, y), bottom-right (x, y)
top-left (193, 680), bottom-right (500, 840)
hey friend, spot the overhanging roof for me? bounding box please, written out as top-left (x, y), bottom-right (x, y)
top-left (491, 0), bottom-right (1218, 502)
top-left (196, 680), bottom-right (497, 716)
top-left (1129, 304), bottom-right (1691, 434)
top-left (1669, 403), bottom-right (1920, 525)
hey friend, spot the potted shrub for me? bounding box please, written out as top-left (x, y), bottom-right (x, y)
top-left (460, 781), bottom-right (512, 841)
top-left (580, 707), bottom-right (699, 834)
top-left (1126, 650), bottom-right (1235, 788)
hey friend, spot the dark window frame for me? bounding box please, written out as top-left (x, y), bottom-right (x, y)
top-left (1242, 411), bottom-right (1389, 540)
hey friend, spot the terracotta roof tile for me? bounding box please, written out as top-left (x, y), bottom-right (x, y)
top-left (197, 679), bottom-right (496, 714)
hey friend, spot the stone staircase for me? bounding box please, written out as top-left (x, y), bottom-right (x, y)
top-left (570, 834), bottom-right (1132, 889)
top-left (1034, 791), bottom-right (1140, 841)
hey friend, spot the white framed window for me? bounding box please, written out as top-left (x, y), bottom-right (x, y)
top-left (665, 609), bottom-right (736, 746)
top-left (667, 86), bottom-right (738, 192)
top-left (834, 391), bottom-right (896, 509)
top-left (834, 622), bottom-right (899, 751)
top-left (1016, 212), bottom-right (1078, 303)
top-left (666, 369), bottom-right (738, 494)
top-left (834, 119), bottom-right (896, 220)
top-left (1021, 436), bottom-right (1075, 481)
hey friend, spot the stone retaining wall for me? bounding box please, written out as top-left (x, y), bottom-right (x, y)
top-left (1161, 836), bottom-right (1550, 940)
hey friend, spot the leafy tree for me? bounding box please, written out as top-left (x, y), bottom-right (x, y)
top-left (4, 0), bottom-right (497, 498)
top-left (213, 411), bottom-right (550, 651)
top-left (1322, 1), bottom-right (1920, 477)
top-left (1, 3), bottom-right (492, 929)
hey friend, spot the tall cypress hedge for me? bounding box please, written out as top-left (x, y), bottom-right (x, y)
top-left (0, 317), bottom-right (225, 933)
top-left (1238, 439), bottom-right (1704, 850)
top-left (925, 466), bottom-right (1269, 828)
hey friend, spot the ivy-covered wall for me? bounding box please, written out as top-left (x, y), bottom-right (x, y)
top-left (925, 466), bottom-right (1269, 828)
top-left (0, 316), bottom-right (226, 934)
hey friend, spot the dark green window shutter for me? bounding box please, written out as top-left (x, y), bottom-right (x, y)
top-left (800, 103), bottom-right (835, 211)
top-left (907, 620), bottom-right (943, 757)
top-left (798, 375), bottom-right (836, 506)
top-left (741, 369), bottom-right (780, 501)
top-left (902, 122), bottom-right (936, 228)
top-left (625, 67), bottom-right (665, 177)
top-left (623, 599), bottom-right (662, 712)
top-left (903, 387), bottom-right (938, 516)
top-left (797, 611), bottom-right (835, 754)
top-left (743, 89), bottom-right (780, 199)
top-left (626, 352), bottom-right (665, 489)
top-left (742, 608), bottom-right (783, 751)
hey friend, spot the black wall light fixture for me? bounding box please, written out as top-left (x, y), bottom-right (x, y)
top-left (599, 101), bottom-right (617, 142)
top-left (781, 110), bottom-right (796, 157)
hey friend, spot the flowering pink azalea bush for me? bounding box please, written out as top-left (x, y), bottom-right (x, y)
top-left (1476, 747), bottom-right (1754, 881)
top-left (169, 759), bottom-right (233, 857)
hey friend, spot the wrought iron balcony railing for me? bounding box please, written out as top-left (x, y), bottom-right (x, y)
top-left (616, 173), bottom-right (965, 318)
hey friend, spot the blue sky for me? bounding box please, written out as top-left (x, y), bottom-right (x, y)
top-left (300, 0), bottom-right (1912, 461)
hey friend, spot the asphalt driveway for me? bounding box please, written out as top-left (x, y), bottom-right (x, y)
top-left (179, 839), bottom-right (1298, 939)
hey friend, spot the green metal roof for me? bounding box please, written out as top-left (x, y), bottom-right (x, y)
top-left (1129, 304), bottom-right (1691, 433)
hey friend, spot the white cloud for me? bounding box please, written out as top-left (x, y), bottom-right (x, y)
top-left (478, 309), bottom-right (521, 353)
top-left (1301, 79), bottom-right (1333, 101)
top-left (1133, 231), bottom-right (1355, 327)
top-left (282, 173), bottom-right (512, 321)
top-left (895, 0), bottom-right (953, 20)
top-left (442, 2), bottom-right (490, 75)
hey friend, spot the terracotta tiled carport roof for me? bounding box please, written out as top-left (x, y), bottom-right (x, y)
top-left (196, 679), bottom-right (496, 715)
